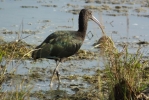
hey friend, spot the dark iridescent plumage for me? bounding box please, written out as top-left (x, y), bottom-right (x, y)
top-left (32, 31), bottom-right (83, 61)
top-left (32, 9), bottom-right (102, 87)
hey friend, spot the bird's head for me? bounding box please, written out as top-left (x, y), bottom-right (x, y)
top-left (79, 9), bottom-right (105, 34)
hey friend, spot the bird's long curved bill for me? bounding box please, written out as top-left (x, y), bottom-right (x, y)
top-left (91, 15), bottom-right (105, 34)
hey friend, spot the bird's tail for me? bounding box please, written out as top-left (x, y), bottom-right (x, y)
top-left (32, 48), bottom-right (42, 60)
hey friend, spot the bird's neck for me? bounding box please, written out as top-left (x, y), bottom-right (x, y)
top-left (78, 15), bottom-right (87, 33)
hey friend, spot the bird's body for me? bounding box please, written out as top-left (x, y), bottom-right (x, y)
top-left (32, 9), bottom-right (102, 87)
top-left (32, 31), bottom-right (84, 61)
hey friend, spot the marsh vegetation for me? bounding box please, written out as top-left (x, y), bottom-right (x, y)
top-left (0, 0), bottom-right (149, 100)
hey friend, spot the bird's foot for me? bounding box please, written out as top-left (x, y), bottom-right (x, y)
top-left (50, 76), bottom-right (54, 89)
top-left (50, 70), bottom-right (61, 89)
top-left (50, 82), bottom-right (53, 88)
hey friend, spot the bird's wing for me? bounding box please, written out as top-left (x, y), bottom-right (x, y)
top-left (50, 34), bottom-right (83, 58)
top-left (33, 31), bottom-right (83, 59)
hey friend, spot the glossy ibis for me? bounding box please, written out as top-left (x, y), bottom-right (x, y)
top-left (32, 9), bottom-right (103, 87)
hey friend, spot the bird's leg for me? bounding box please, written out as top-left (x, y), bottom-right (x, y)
top-left (50, 61), bottom-right (61, 87)
top-left (56, 69), bottom-right (61, 84)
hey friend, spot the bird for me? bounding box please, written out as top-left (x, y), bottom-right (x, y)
top-left (32, 9), bottom-right (103, 87)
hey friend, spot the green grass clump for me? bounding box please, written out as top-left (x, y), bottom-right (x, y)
top-left (0, 40), bottom-right (34, 100)
top-left (100, 46), bottom-right (148, 100)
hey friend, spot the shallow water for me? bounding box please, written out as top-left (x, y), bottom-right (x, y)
top-left (0, 0), bottom-right (149, 96)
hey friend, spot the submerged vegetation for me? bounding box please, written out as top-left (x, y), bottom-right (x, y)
top-left (0, 40), bottom-right (33, 59)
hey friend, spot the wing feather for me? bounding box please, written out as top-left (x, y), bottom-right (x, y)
top-left (32, 31), bottom-right (83, 59)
